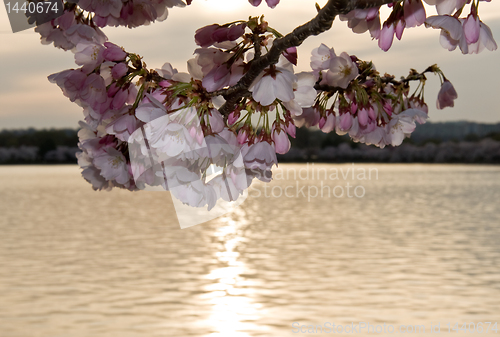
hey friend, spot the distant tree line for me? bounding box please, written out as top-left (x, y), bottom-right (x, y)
top-left (280, 122), bottom-right (500, 163)
top-left (0, 128), bottom-right (79, 164)
top-left (288, 122), bottom-right (500, 150)
top-left (281, 138), bottom-right (500, 163)
top-left (1, 122), bottom-right (500, 164)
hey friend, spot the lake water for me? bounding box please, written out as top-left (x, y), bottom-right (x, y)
top-left (0, 164), bottom-right (499, 337)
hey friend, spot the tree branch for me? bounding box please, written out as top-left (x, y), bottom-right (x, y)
top-left (215, 0), bottom-right (396, 115)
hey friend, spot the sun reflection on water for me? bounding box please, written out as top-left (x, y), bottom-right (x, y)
top-left (203, 214), bottom-right (263, 337)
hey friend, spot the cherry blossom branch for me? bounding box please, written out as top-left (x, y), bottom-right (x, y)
top-left (315, 65), bottom-right (438, 93)
top-left (314, 83), bottom-right (344, 93)
top-left (212, 0), bottom-right (396, 115)
top-left (380, 65), bottom-right (437, 85)
top-left (252, 34), bottom-right (262, 59)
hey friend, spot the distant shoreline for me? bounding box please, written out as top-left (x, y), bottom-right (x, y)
top-left (2, 122), bottom-right (500, 164)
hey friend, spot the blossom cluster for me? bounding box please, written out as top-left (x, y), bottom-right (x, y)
top-left (35, 5), bottom-right (107, 51)
top-left (341, 0), bottom-right (497, 53)
top-left (37, 0), bottom-right (496, 210)
top-left (34, 0), bottom-right (278, 33)
top-left (43, 15), bottom-right (278, 208)
top-left (49, 38), bottom-right (143, 191)
top-left (298, 43), bottom-right (439, 148)
top-left (79, 0), bottom-right (188, 28)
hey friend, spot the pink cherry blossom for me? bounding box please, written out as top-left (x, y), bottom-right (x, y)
top-left (285, 120), bottom-right (296, 138)
top-left (79, 74), bottom-right (108, 109)
top-left (135, 92), bottom-right (168, 123)
top-left (283, 72), bottom-right (317, 116)
top-left (339, 113), bottom-right (354, 131)
top-left (436, 80), bottom-right (458, 109)
top-left (110, 84), bottom-right (137, 110)
top-left (325, 52), bottom-right (359, 89)
top-left (103, 42), bottom-right (127, 61)
top-left (426, 12), bottom-right (496, 55)
top-left (266, 0), bottom-right (280, 8)
top-left (48, 69), bottom-right (87, 102)
top-left (112, 62), bottom-right (128, 79)
top-left (363, 126), bottom-right (387, 148)
top-left (271, 127), bottom-right (291, 154)
top-left (281, 100), bottom-right (301, 117)
top-left (283, 47), bottom-right (298, 66)
top-left (339, 8), bottom-right (381, 39)
top-left (250, 66), bottom-right (297, 106)
top-left (212, 24), bottom-right (246, 44)
top-left (35, 19), bottom-right (75, 51)
top-left (35, 10), bottom-right (107, 51)
top-left (208, 170), bottom-right (243, 204)
top-left (292, 72), bottom-right (317, 108)
top-left (463, 13), bottom-right (480, 44)
top-left (106, 112), bottom-right (143, 141)
top-left (357, 107), bottom-right (369, 126)
top-left (293, 107), bottom-right (320, 128)
top-left (81, 166), bottom-right (113, 191)
top-left (241, 142), bottom-right (278, 182)
top-left (228, 61), bottom-right (245, 86)
top-left (425, 15), bottom-right (467, 53)
top-left (395, 20), bottom-right (406, 40)
top-left (104, 0), bottom-right (186, 29)
top-left (208, 109), bottom-right (225, 133)
top-left (320, 113), bottom-right (336, 133)
top-left (385, 108), bottom-right (428, 146)
top-left (237, 128), bottom-right (249, 144)
top-left (404, 0), bottom-right (426, 28)
top-left (467, 21), bottom-right (498, 54)
top-left (248, 0), bottom-right (262, 6)
top-left (99, 61), bottom-right (115, 85)
top-left (195, 24), bottom-right (245, 48)
top-left (156, 62), bottom-right (178, 79)
top-left (195, 24), bottom-right (220, 47)
top-left (310, 44), bottom-right (336, 73)
top-left (166, 169), bottom-right (210, 208)
top-left (202, 64), bottom-right (231, 92)
top-left (228, 111), bottom-right (240, 125)
top-left (79, 0), bottom-right (122, 20)
top-left (65, 24), bottom-right (107, 46)
top-left (347, 116), bottom-right (360, 138)
top-left (93, 147), bottom-right (130, 184)
top-left (110, 89), bottom-right (129, 110)
top-left (194, 48), bottom-right (231, 77)
top-left (378, 23), bottom-right (395, 52)
top-left (199, 56), bottom-right (244, 92)
top-left (147, 119), bottom-right (198, 161)
top-left (424, 0), bottom-right (468, 15)
top-left (74, 43), bottom-right (105, 74)
top-left (227, 24), bottom-right (246, 41)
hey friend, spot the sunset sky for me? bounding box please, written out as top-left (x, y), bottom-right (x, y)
top-left (0, 0), bottom-right (499, 129)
